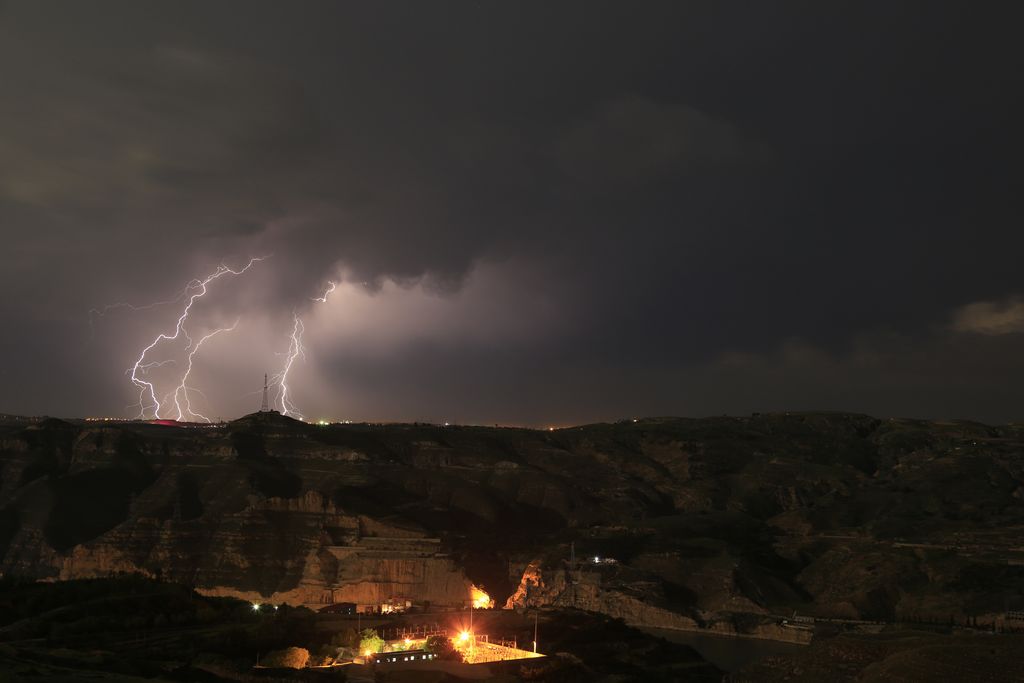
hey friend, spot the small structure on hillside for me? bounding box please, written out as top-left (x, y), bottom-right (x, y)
top-left (373, 650), bottom-right (437, 665)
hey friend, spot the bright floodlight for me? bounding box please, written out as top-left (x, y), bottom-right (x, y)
top-left (458, 631), bottom-right (470, 642)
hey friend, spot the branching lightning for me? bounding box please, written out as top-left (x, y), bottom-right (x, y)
top-left (172, 319), bottom-right (240, 422)
top-left (271, 280), bottom-right (336, 419)
top-left (98, 258), bottom-right (343, 422)
top-left (88, 287), bottom-right (192, 337)
top-left (126, 257), bottom-right (265, 420)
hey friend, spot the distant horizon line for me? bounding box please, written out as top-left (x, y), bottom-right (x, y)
top-left (1, 410), bottom-right (1022, 430)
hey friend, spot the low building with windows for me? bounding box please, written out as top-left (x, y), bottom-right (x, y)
top-left (373, 650), bottom-right (437, 665)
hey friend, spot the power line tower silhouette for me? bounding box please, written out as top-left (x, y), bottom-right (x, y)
top-left (260, 373), bottom-right (269, 412)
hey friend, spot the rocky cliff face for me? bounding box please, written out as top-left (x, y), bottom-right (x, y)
top-left (2, 411), bottom-right (1024, 633)
top-left (48, 489), bottom-right (475, 608)
top-left (0, 417), bottom-right (484, 609)
top-left (504, 558), bottom-right (812, 643)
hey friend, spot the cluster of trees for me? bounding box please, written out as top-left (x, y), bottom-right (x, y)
top-left (358, 629), bottom-right (384, 656)
top-left (328, 627), bottom-right (359, 651)
top-left (425, 635), bottom-right (463, 662)
top-left (262, 646), bottom-right (310, 669)
top-left (315, 629), bottom-right (463, 664)
top-left (4, 578), bottom-right (482, 675)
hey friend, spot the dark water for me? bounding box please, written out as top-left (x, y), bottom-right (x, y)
top-left (642, 628), bottom-right (807, 673)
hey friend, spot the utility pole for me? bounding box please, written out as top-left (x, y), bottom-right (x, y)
top-left (468, 602), bottom-right (475, 663)
top-left (533, 612), bottom-right (538, 653)
top-left (260, 373), bottom-right (269, 412)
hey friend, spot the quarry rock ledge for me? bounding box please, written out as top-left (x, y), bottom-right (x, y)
top-left (2, 412), bottom-right (1024, 640)
top-left (506, 559), bottom-right (814, 645)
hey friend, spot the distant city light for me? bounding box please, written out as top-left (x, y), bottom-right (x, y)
top-left (252, 603), bottom-right (260, 611)
top-left (593, 556), bottom-right (600, 563)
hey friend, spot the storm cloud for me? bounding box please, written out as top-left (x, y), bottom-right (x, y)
top-left (2, 1), bottom-right (1024, 423)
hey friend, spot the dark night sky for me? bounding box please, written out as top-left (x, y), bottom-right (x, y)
top-left (2, 1), bottom-right (1024, 424)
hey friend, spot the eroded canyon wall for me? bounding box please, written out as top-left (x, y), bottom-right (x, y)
top-left (3, 411), bottom-right (1024, 633)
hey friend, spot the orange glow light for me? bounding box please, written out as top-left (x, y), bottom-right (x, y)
top-left (470, 585), bottom-right (493, 609)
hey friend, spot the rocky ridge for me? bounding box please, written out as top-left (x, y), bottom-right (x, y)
top-left (1, 411), bottom-right (1024, 636)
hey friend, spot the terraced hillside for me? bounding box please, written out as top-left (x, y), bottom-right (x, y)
top-left (2, 411), bottom-right (1024, 635)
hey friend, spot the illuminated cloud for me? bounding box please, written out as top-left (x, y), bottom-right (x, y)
top-left (0, 3), bottom-right (1022, 424)
top-left (951, 297), bottom-right (1024, 335)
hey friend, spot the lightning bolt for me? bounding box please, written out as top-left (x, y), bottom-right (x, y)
top-left (272, 280), bottom-right (336, 420)
top-left (172, 319), bottom-right (240, 423)
top-left (88, 287), bottom-right (192, 337)
top-left (274, 314), bottom-right (306, 419)
top-left (127, 257), bottom-right (265, 419)
top-left (311, 281), bottom-right (336, 303)
top-left (134, 359), bottom-right (177, 372)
